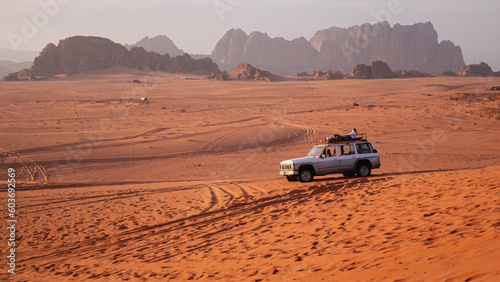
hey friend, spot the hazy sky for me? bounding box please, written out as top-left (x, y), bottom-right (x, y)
top-left (1, 0), bottom-right (499, 69)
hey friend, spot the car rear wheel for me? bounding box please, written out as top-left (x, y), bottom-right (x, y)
top-left (343, 171), bottom-right (356, 178)
top-left (357, 164), bottom-right (371, 177)
top-left (298, 169), bottom-right (314, 182)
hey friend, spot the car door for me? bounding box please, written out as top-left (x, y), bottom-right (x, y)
top-left (338, 144), bottom-right (357, 172)
top-left (316, 145), bottom-right (340, 174)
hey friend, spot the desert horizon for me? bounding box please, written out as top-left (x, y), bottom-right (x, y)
top-left (1, 65), bottom-right (499, 280)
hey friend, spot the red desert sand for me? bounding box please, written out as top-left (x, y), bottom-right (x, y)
top-left (0, 66), bottom-right (499, 281)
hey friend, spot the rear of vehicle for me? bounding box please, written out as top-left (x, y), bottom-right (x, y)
top-left (349, 141), bottom-right (381, 177)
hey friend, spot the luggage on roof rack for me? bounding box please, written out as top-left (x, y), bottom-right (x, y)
top-left (322, 133), bottom-right (367, 144)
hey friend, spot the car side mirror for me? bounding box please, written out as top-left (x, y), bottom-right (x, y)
top-left (373, 149), bottom-right (378, 153)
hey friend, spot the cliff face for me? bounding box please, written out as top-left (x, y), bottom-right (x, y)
top-left (31, 36), bottom-right (219, 77)
top-left (212, 22), bottom-right (465, 75)
top-left (212, 29), bottom-right (318, 75)
top-left (125, 35), bottom-right (185, 57)
top-left (313, 22), bottom-right (464, 75)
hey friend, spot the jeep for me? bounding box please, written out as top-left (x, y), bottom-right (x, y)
top-left (280, 137), bottom-right (381, 182)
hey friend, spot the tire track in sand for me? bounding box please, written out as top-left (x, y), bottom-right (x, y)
top-left (0, 147), bottom-right (48, 183)
top-left (17, 176), bottom-right (393, 266)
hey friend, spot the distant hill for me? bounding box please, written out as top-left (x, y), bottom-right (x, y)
top-left (124, 35), bottom-right (184, 57)
top-left (0, 49), bottom-right (38, 62)
top-left (0, 60), bottom-right (32, 77)
top-left (211, 22), bottom-right (465, 76)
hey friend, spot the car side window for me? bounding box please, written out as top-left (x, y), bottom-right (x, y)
top-left (321, 147), bottom-right (336, 158)
top-left (327, 146), bottom-right (336, 157)
top-left (356, 143), bottom-right (373, 154)
top-left (340, 144), bottom-right (354, 155)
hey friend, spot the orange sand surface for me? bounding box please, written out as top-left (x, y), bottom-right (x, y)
top-left (0, 70), bottom-right (499, 281)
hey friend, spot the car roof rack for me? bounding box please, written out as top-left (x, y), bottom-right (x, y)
top-left (319, 133), bottom-right (367, 144)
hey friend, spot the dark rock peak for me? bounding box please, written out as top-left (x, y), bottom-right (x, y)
top-left (126, 35), bottom-right (184, 57)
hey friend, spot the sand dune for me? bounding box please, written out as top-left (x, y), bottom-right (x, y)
top-left (0, 73), bottom-right (499, 280)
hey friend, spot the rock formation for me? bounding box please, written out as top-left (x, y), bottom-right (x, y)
top-left (3, 68), bottom-right (37, 81)
top-left (369, 61), bottom-right (396, 79)
top-left (459, 62), bottom-right (494, 77)
top-left (439, 71), bottom-right (458, 77)
top-left (124, 35), bottom-right (184, 57)
top-left (393, 69), bottom-right (434, 78)
top-left (296, 71), bottom-right (310, 77)
top-left (28, 36), bottom-right (219, 78)
top-left (230, 62), bottom-right (279, 82)
top-left (206, 71), bottom-right (229, 80)
top-left (349, 61), bottom-right (399, 79)
top-left (311, 21), bottom-right (464, 75)
top-left (212, 22), bottom-right (465, 76)
top-left (350, 64), bottom-right (371, 79)
top-left (313, 70), bottom-right (344, 80)
top-left (212, 29), bottom-right (318, 76)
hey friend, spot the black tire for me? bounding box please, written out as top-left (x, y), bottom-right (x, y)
top-left (343, 171), bottom-right (356, 178)
top-left (298, 168), bottom-right (314, 182)
top-left (286, 175), bottom-right (298, 182)
top-left (357, 163), bottom-right (371, 177)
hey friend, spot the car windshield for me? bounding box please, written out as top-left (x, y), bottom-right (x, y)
top-left (307, 146), bottom-right (324, 157)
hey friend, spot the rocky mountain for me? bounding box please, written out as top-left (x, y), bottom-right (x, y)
top-left (313, 22), bottom-right (463, 75)
top-left (212, 22), bottom-right (464, 76)
top-left (212, 29), bottom-right (318, 76)
top-left (124, 35), bottom-right (184, 57)
top-left (29, 36), bottom-right (219, 78)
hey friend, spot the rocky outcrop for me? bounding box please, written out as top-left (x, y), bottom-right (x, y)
top-left (313, 70), bottom-right (344, 80)
top-left (350, 64), bottom-right (371, 79)
top-left (296, 71), bottom-right (310, 77)
top-left (369, 61), bottom-right (396, 79)
top-left (212, 22), bottom-right (465, 76)
top-left (230, 62), bottom-right (278, 82)
top-left (28, 36), bottom-right (219, 78)
top-left (393, 69), bottom-right (434, 78)
top-left (124, 35), bottom-right (184, 57)
top-left (439, 71), bottom-right (458, 77)
top-left (3, 68), bottom-right (36, 81)
top-left (206, 71), bottom-right (229, 80)
top-left (350, 61), bottom-right (399, 79)
top-left (212, 29), bottom-right (318, 75)
top-left (459, 62), bottom-right (494, 77)
top-left (348, 60), bottom-right (438, 79)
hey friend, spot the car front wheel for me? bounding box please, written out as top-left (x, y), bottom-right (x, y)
top-left (298, 169), bottom-right (314, 182)
top-left (286, 175), bottom-right (298, 182)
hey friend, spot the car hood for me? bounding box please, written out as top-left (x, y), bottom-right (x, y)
top-left (281, 156), bottom-right (317, 164)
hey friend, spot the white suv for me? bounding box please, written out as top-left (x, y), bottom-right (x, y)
top-left (280, 139), bottom-right (381, 182)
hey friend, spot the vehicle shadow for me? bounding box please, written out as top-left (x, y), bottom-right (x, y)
top-left (311, 167), bottom-right (484, 182)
